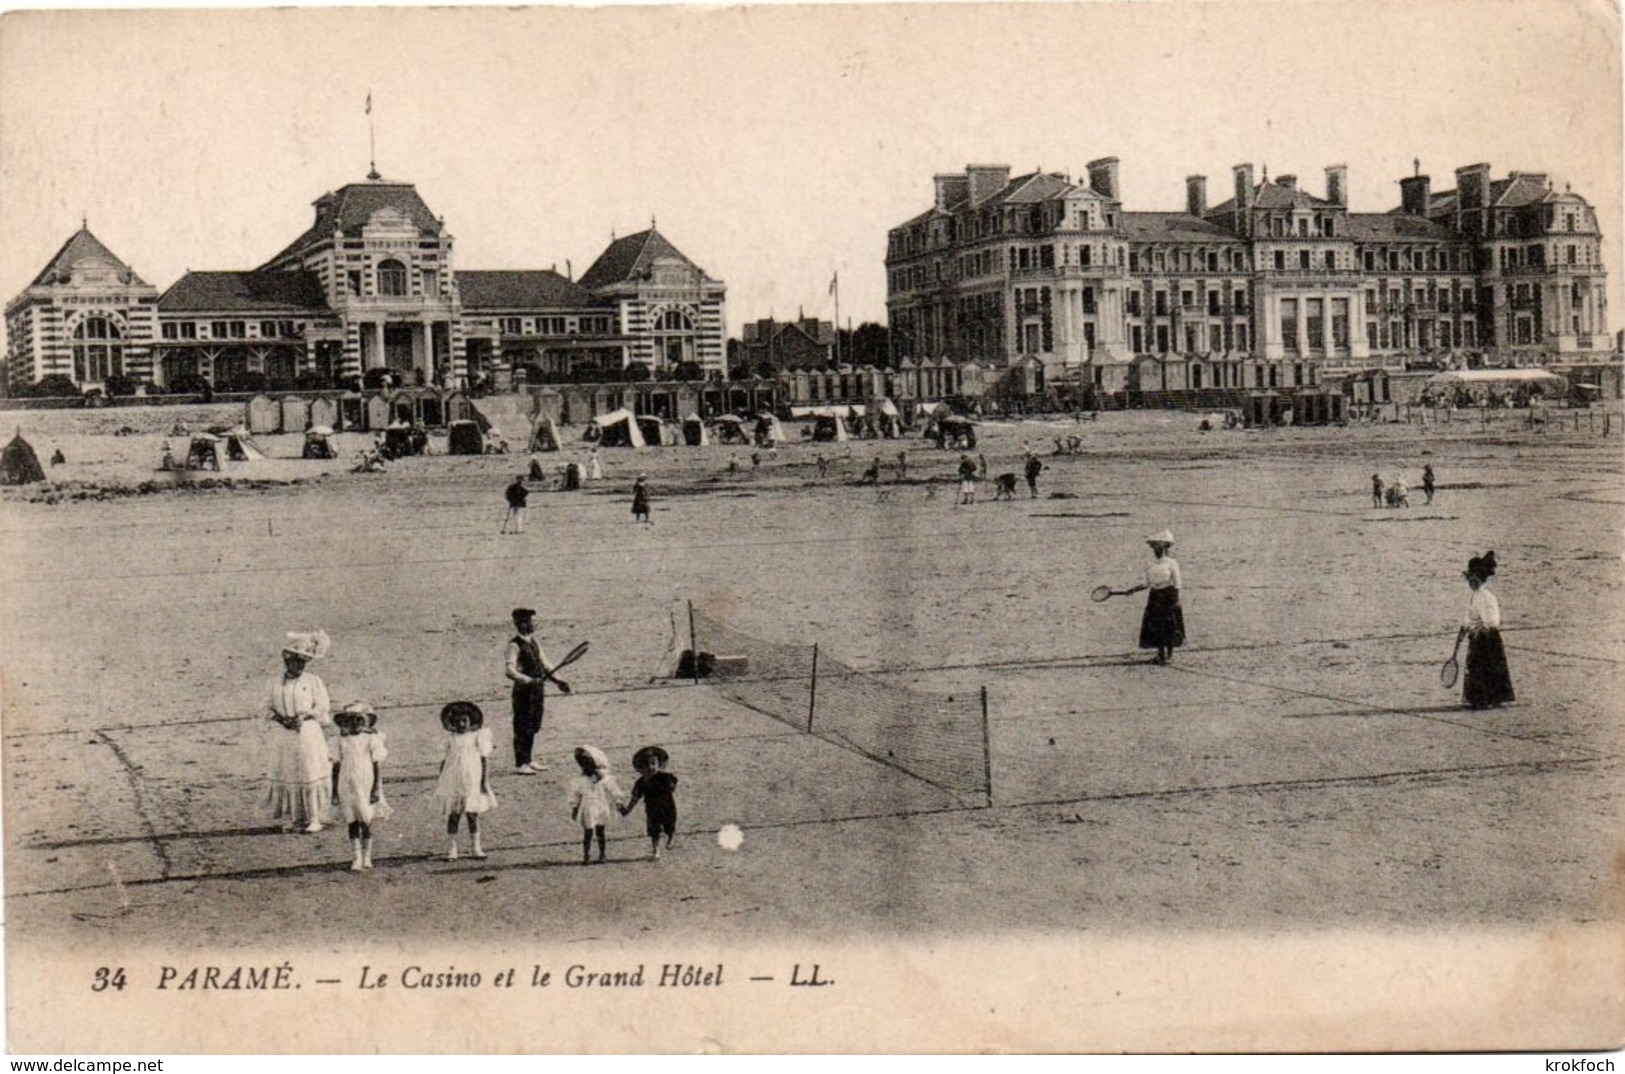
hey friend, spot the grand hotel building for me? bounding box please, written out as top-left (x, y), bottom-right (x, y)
top-left (886, 159), bottom-right (1611, 393)
top-left (3, 173), bottom-right (726, 396)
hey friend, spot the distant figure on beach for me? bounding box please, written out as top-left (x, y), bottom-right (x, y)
top-left (1371, 473), bottom-right (1384, 508)
top-left (1123, 530), bottom-right (1184, 666)
top-left (632, 474), bottom-right (652, 524)
top-left (816, 454), bottom-right (828, 478)
top-left (1389, 473), bottom-right (1409, 508)
top-left (588, 448), bottom-right (603, 481)
top-left (49, 448), bottom-right (64, 467)
top-left (957, 453), bottom-right (978, 505)
top-left (896, 451), bottom-right (908, 480)
top-left (1024, 453), bottom-right (1044, 498)
top-left (501, 474), bottom-right (528, 534)
top-left (1422, 464), bottom-right (1436, 505)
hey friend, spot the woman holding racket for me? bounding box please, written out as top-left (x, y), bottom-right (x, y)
top-left (1122, 530), bottom-right (1185, 665)
top-left (1454, 551), bottom-right (1514, 709)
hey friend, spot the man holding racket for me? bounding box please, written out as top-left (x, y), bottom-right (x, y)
top-left (505, 608), bottom-right (572, 774)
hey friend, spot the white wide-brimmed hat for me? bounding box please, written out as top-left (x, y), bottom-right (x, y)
top-left (1146, 529), bottom-right (1175, 546)
top-left (282, 629), bottom-right (331, 660)
top-left (576, 744), bottom-right (611, 771)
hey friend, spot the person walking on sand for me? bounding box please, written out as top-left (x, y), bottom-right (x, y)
top-left (1123, 530), bottom-right (1185, 665)
top-left (620, 745), bottom-right (678, 860)
top-left (264, 630), bottom-right (335, 833)
top-left (569, 745), bottom-right (624, 865)
top-left (434, 701), bottom-right (495, 861)
top-left (1453, 551), bottom-right (1515, 710)
top-left (631, 474), bottom-right (652, 524)
top-left (506, 608), bottom-right (570, 774)
top-left (1024, 451), bottom-right (1044, 499)
top-left (957, 453), bottom-right (978, 505)
top-left (501, 474), bottom-right (528, 534)
top-left (588, 447), bottom-right (603, 481)
top-left (1422, 464), bottom-right (1436, 505)
top-left (329, 702), bottom-right (390, 871)
top-left (1371, 473), bottom-right (1385, 508)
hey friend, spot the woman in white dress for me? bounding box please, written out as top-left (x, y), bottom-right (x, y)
top-left (264, 630), bottom-right (334, 832)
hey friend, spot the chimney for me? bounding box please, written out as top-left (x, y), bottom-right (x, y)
top-left (1233, 164), bottom-right (1255, 211)
top-left (1399, 174), bottom-right (1431, 217)
top-left (934, 172), bottom-right (971, 212)
top-left (1186, 174), bottom-right (1207, 217)
top-left (965, 164), bottom-right (1011, 204)
top-left (1325, 164), bottom-right (1348, 207)
top-left (1087, 157), bottom-right (1120, 201)
top-left (1456, 162), bottom-right (1491, 210)
top-left (1277, 174), bottom-right (1297, 192)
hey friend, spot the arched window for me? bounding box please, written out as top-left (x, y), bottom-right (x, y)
top-left (72, 315), bottom-right (124, 384)
top-left (652, 308), bottom-right (696, 368)
top-left (377, 259), bottom-right (408, 297)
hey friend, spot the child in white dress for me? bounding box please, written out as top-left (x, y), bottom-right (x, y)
top-left (434, 701), bottom-right (496, 861)
top-left (568, 745), bottom-right (624, 865)
top-left (330, 702), bottom-right (390, 871)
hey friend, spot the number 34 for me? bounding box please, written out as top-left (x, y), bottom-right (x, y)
top-left (92, 967), bottom-right (127, 992)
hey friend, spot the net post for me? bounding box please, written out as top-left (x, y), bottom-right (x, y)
top-left (688, 600), bottom-right (699, 686)
top-left (807, 642), bottom-right (819, 733)
top-left (980, 685), bottom-right (992, 807)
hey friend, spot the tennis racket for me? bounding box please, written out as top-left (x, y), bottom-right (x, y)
top-left (1439, 654), bottom-right (1460, 688)
top-left (535, 640), bottom-right (589, 693)
top-left (1091, 585), bottom-right (1130, 602)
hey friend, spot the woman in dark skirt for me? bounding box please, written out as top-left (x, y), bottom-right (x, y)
top-left (1127, 529), bottom-right (1185, 665)
top-left (1455, 550), bottom-right (1514, 709)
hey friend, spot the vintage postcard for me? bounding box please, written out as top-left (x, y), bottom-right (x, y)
top-left (1, 0), bottom-right (1621, 1055)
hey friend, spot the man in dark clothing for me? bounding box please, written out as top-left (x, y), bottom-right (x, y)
top-left (501, 474), bottom-right (529, 534)
top-left (1024, 453), bottom-right (1044, 498)
top-left (505, 608), bottom-right (570, 773)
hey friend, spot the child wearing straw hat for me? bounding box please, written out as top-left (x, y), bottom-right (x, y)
top-left (1123, 530), bottom-right (1185, 665)
top-left (434, 701), bottom-right (496, 861)
top-left (569, 745), bottom-right (624, 865)
top-left (621, 745), bottom-right (679, 860)
top-left (330, 701), bottom-right (390, 871)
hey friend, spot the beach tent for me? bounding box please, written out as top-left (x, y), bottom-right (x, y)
top-left (280, 395), bottom-right (310, 434)
top-left (754, 413), bottom-right (789, 446)
top-left (681, 414), bottom-right (710, 446)
top-left (528, 414), bottom-right (563, 453)
top-left (586, 408), bottom-right (647, 448)
top-left (933, 414), bottom-right (977, 449)
top-left (710, 414), bottom-right (751, 444)
top-left (875, 398), bottom-right (902, 438)
top-left (0, 432), bottom-right (45, 485)
top-left (812, 413), bottom-right (850, 442)
top-left (448, 420), bottom-right (484, 455)
top-left (302, 426), bottom-right (338, 459)
top-left (636, 415), bottom-right (678, 446)
top-left (214, 426), bottom-right (268, 461)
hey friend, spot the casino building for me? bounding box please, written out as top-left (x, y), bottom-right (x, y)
top-left (3, 173), bottom-right (727, 396)
top-left (886, 159), bottom-right (1611, 394)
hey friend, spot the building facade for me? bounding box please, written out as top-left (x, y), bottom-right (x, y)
top-left (886, 159), bottom-right (1611, 394)
top-left (739, 315), bottom-right (836, 371)
top-left (3, 175), bottom-right (727, 396)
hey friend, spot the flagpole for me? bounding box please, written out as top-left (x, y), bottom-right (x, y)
top-left (832, 272), bottom-right (841, 366)
top-left (366, 92), bottom-right (378, 180)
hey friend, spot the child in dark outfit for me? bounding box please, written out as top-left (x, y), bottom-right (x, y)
top-left (621, 745), bottom-right (678, 860)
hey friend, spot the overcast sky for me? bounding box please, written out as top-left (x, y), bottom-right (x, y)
top-left (1, 0), bottom-right (1619, 339)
